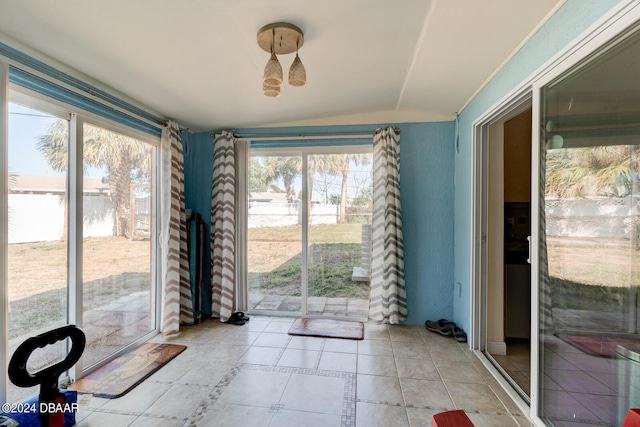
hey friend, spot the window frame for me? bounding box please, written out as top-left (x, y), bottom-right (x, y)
top-left (2, 80), bottom-right (161, 400)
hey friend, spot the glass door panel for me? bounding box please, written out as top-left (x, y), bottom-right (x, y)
top-left (81, 123), bottom-right (154, 368)
top-left (247, 154), bottom-right (303, 315)
top-left (307, 153), bottom-right (372, 318)
top-left (246, 149), bottom-right (372, 319)
top-left (7, 103), bottom-right (69, 402)
top-left (539, 26), bottom-right (640, 426)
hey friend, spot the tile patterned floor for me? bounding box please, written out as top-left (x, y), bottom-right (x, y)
top-left (75, 316), bottom-right (533, 427)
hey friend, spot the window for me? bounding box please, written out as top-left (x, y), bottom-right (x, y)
top-left (3, 89), bottom-right (160, 401)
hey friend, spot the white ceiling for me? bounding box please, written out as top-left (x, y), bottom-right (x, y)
top-left (0, 0), bottom-right (564, 132)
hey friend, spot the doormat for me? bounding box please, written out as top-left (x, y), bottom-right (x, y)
top-left (288, 318), bottom-right (364, 340)
top-left (556, 334), bottom-right (639, 358)
top-left (68, 343), bottom-right (186, 398)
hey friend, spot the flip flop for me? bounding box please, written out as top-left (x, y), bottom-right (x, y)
top-left (425, 319), bottom-right (456, 336)
top-left (453, 327), bottom-right (467, 343)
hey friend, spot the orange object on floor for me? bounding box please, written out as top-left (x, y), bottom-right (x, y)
top-left (431, 409), bottom-right (474, 427)
top-left (623, 409), bottom-right (640, 427)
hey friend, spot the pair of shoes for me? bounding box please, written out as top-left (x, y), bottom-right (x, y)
top-left (425, 319), bottom-right (456, 336)
top-left (226, 311), bottom-right (250, 325)
top-left (453, 327), bottom-right (467, 343)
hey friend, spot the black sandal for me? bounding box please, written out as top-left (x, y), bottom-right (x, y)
top-left (225, 312), bottom-right (246, 325)
top-left (234, 311), bottom-right (250, 322)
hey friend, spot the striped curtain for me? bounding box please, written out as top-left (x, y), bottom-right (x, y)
top-left (540, 143), bottom-right (555, 333)
top-left (369, 126), bottom-right (407, 324)
top-left (160, 121), bottom-right (193, 335)
top-left (211, 131), bottom-right (237, 322)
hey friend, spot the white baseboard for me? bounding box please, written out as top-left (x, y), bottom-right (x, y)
top-left (487, 341), bottom-right (507, 355)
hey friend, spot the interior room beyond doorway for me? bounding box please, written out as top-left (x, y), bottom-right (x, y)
top-left (486, 107), bottom-right (532, 398)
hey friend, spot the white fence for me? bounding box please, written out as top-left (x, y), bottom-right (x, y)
top-left (9, 194), bottom-right (114, 244)
top-left (248, 201), bottom-right (338, 228)
top-left (12, 193), bottom-right (636, 243)
top-left (546, 196), bottom-right (640, 239)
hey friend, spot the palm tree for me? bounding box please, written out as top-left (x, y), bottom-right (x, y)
top-left (545, 146), bottom-right (632, 198)
top-left (308, 154), bottom-right (343, 217)
top-left (38, 120), bottom-right (150, 238)
top-left (338, 153), bottom-right (372, 223)
top-left (265, 156), bottom-right (301, 203)
top-left (248, 158), bottom-right (270, 193)
top-left (546, 145), bottom-right (640, 248)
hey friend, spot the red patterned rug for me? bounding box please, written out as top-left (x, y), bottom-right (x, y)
top-left (289, 318), bottom-right (364, 340)
top-left (556, 334), bottom-right (639, 358)
top-left (69, 343), bottom-right (186, 398)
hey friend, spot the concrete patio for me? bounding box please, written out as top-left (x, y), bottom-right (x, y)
top-left (248, 294), bottom-right (370, 318)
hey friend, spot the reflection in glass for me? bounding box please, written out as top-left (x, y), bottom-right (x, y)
top-left (540, 26), bottom-right (640, 426)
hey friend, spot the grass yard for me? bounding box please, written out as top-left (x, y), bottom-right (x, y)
top-left (248, 223), bottom-right (370, 299)
top-left (8, 237), bottom-right (151, 338)
top-left (546, 236), bottom-right (640, 331)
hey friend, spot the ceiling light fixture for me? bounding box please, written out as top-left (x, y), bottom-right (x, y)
top-left (257, 22), bottom-right (305, 97)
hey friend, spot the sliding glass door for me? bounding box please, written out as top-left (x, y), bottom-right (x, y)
top-left (247, 154), bottom-right (304, 314)
top-left (80, 122), bottom-right (155, 368)
top-left (247, 147), bottom-right (372, 319)
top-left (538, 24), bottom-right (640, 426)
top-left (4, 93), bottom-right (159, 401)
top-left (306, 153), bottom-right (372, 317)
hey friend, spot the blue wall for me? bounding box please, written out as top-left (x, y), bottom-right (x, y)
top-left (182, 130), bottom-right (214, 314)
top-left (183, 122), bottom-right (455, 324)
top-left (453, 0), bottom-right (624, 331)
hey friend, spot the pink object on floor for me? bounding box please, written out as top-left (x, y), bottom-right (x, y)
top-left (431, 409), bottom-right (474, 427)
top-left (622, 409), bottom-right (640, 427)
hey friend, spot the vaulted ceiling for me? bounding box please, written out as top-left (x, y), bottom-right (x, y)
top-left (0, 0), bottom-right (565, 131)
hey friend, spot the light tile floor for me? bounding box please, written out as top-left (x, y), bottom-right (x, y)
top-left (490, 340), bottom-right (531, 396)
top-left (75, 316), bottom-right (533, 427)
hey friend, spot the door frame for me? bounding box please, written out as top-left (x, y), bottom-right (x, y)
top-left (471, 90), bottom-right (534, 416)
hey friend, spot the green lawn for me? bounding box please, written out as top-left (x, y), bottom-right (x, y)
top-left (248, 223), bottom-right (370, 299)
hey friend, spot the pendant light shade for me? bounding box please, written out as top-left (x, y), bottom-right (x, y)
top-left (263, 81), bottom-right (281, 97)
top-left (257, 22), bottom-right (306, 96)
top-left (263, 51), bottom-right (283, 86)
top-left (288, 53), bottom-right (306, 87)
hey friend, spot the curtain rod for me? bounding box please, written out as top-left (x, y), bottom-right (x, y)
top-left (1, 44), bottom-right (165, 129)
top-left (210, 126), bottom-right (400, 140)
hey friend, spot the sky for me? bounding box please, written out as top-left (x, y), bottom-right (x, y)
top-left (8, 102), bottom-right (103, 178)
top-left (8, 102), bottom-right (62, 176)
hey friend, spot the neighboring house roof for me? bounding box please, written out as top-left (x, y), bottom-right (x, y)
top-left (249, 192), bottom-right (298, 203)
top-left (10, 175), bottom-right (110, 193)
